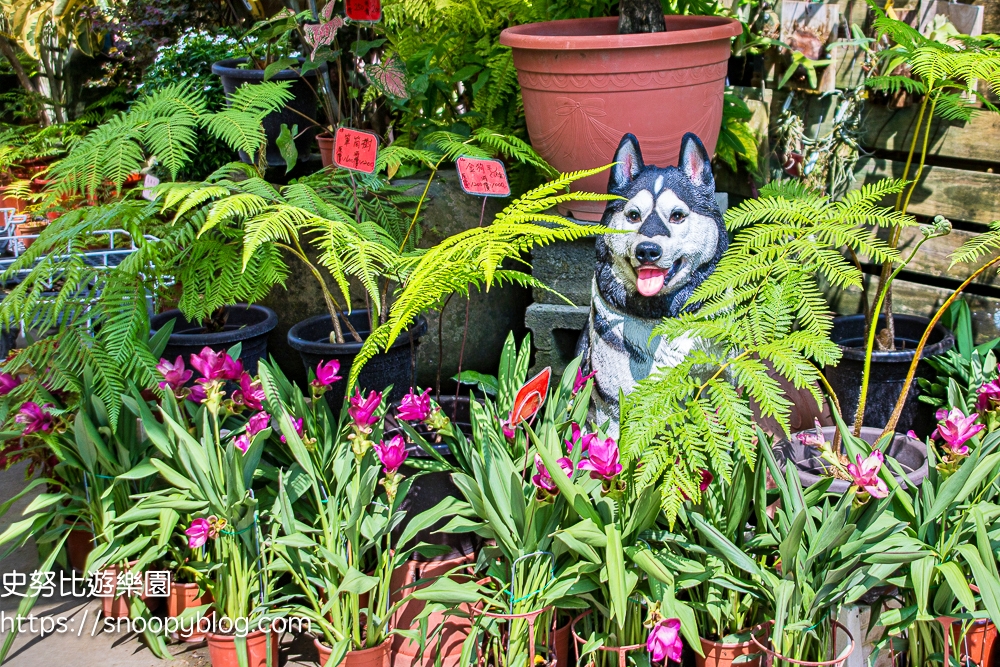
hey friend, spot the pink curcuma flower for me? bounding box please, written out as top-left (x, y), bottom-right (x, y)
top-left (573, 368), bottom-right (596, 394)
top-left (233, 373), bottom-right (265, 411)
top-left (185, 518), bottom-right (212, 549)
top-left (312, 360), bottom-right (342, 388)
top-left (0, 372), bottom-right (20, 395)
top-left (189, 348), bottom-right (237, 381)
top-left (578, 436), bottom-right (623, 480)
top-left (647, 618), bottom-right (683, 663)
top-left (279, 417), bottom-right (304, 444)
top-left (187, 384), bottom-right (207, 403)
top-left (531, 454), bottom-right (573, 494)
top-left (977, 379), bottom-right (1000, 411)
top-left (700, 469), bottom-right (713, 491)
top-left (157, 356), bottom-right (192, 392)
top-left (501, 420), bottom-right (516, 440)
top-left (349, 390), bottom-right (382, 427)
top-left (397, 388), bottom-right (431, 422)
top-left (932, 408), bottom-right (985, 456)
top-left (374, 435), bottom-right (408, 474)
top-left (565, 423), bottom-right (594, 454)
top-left (847, 451), bottom-right (889, 499)
top-left (15, 402), bottom-right (53, 435)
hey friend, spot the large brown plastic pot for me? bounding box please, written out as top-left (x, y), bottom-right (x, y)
top-left (167, 581), bottom-right (213, 643)
top-left (206, 629), bottom-right (279, 667)
top-left (315, 637), bottom-right (391, 667)
top-left (499, 15), bottom-right (742, 221)
top-left (696, 623), bottom-right (771, 667)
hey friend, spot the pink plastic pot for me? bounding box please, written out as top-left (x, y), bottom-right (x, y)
top-left (499, 15), bottom-right (742, 221)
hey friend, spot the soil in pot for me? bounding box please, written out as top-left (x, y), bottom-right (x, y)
top-left (287, 309), bottom-right (427, 409)
top-left (695, 624), bottom-right (771, 667)
top-left (825, 314), bottom-right (954, 437)
top-left (150, 304), bottom-right (278, 376)
top-left (773, 426), bottom-right (929, 493)
top-left (211, 57), bottom-right (319, 172)
top-left (207, 629), bottom-right (279, 667)
top-left (315, 637), bottom-right (391, 667)
top-left (499, 15), bottom-right (742, 221)
top-left (167, 581), bottom-right (213, 643)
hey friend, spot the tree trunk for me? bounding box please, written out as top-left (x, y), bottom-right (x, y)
top-left (618, 0), bottom-right (667, 33)
top-left (0, 35), bottom-right (50, 127)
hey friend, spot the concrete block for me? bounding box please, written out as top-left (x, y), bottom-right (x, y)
top-left (524, 303), bottom-right (589, 376)
top-left (835, 603), bottom-right (900, 667)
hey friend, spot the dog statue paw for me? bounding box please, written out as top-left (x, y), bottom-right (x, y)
top-left (577, 132), bottom-right (728, 436)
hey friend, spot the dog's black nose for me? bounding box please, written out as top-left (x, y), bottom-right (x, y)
top-left (634, 242), bottom-right (663, 264)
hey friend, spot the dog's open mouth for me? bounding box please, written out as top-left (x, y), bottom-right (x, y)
top-left (635, 259), bottom-right (683, 297)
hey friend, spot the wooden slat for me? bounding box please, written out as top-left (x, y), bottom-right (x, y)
top-left (853, 156), bottom-right (1000, 224)
top-left (827, 275), bottom-right (1000, 342)
top-left (861, 104), bottom-right (1000, 165)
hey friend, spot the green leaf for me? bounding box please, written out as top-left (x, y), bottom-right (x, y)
top-left (605, 524), bottom-right (628, 630)
top-left (263, 57), bottom-right (300, 81)
top-left (276, 123), bottom-right (298, 174)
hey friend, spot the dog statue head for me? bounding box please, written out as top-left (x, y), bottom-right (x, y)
top-left (595, 132), bottom-right (727, 320)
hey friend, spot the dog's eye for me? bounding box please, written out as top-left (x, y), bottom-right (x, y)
top-left (669, 211), bottom-right (687, 223)
top-left (625, 210), bottom-right (641, 223)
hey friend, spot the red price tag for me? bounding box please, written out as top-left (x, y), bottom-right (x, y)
top-left (333, 127), bottom-right (379, 174)
top-left (345, 0), bottom-right (381, 22)
top-left (456, 157), bottom-right (510, 198)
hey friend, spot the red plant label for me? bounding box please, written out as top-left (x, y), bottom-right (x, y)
top-left (345, 0), bottom-right (381, 22)
top-left (333, 127), bottom-right (378, 174)
top-left (456, 157), bottom-right (510, 197)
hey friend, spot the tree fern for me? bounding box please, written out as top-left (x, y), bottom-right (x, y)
top-left (621, 178), bottom-right (917, 524)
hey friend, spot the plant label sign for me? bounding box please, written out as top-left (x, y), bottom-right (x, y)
top-left (141, 174), bottom-right (160, 201)
top-left (456, 157), bottom-right (510, 197)
top-left (345, 0), bottom-right (381, 22)
top-left (334, 127), bottom-right (378, 174)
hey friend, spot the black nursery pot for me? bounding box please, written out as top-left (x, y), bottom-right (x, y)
top-left (211, 58), bottom-right (319, 170)
top-left (825, 314), bottom-right (954, 436)
top-left (286, 309), bottom-right (427, 409)
top-left (150, 304), bottom-right (277, 375)
top-left (385, 396), bottom-right (481, 560)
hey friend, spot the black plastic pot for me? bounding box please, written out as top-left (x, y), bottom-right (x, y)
top-left (773, 425), bottom-right (929, 492)
top-left (825, 314), bottom-right (954, 436)
top-left (385, 395), bottom-right (481, 560)
top-left (286, 309), bottom-right (427, 409)
top-left (150, 304), bottom-right (277, 375)
top-left (211, 58), bottom-right (319, 170)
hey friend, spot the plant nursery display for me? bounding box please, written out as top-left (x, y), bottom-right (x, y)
top-left (5, 1), bottom-right (1000, 667)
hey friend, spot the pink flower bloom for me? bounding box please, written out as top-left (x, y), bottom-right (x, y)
top-left (531, 454), bottom-right (573, 494)
top-left (932, 408), bottom-right (985, 456)
top-left (0, 372), bottom-right (21, 395)
top-left (565, 423), bottom-right (595, 454)
top-left (15, 402), bottom-right (53, 435)
top-left (501, 420), bottom-right (515, 440)
top-left (397, 388), bottom-right (431, 422)
top-left (233, 373), bottom-right (265, 411)
top-left (312, 360), bottom-right (342, 388)
top-left (349, 390), bottom-right (382, 427)
top-left (906, 430), bottom-right (919, 440)
top-left (847, 451), bottom-right (889, 499)
top-left (221, 355), bottom-right (243, 381)
top-left (156, 356), bottom-right (192, 392)
top-left (573, 368), bottom-right (596, 394)
top-left (647, 618), bottom-right (683, 663)
top-left (247, 411), bottom-right (270, 436)
top-left (185, 518), bottom-right (211, 549)
top-left (578, 436), bottom-right (623, 480)
top-left (935, 408), bottom-right (949, 421)
top-left (187, 384), bottom-right (207, 403)
top-left (374, 434), bottom-right (408, 474)
top-left (280, 417), bottom-right (304, 444)
top-left (700, 469), bottom-right (713, 491)
top-left (234, 433), bottom-right (251, 454)
top-left (977, 379), bottom-right (1000, 411)
top-left (189, 348), bottom-right (232, 381)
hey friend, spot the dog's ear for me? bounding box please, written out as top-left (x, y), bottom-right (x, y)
top-left (609, 133), bottom-right (644, 193)
top-left (679, 133), bottom-right (713, 187)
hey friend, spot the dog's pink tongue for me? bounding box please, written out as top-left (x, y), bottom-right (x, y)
top-left (636, 267), bottom-right (666, 297)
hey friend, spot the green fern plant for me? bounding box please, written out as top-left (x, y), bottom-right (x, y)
top-left (619, 178), bottom-right (918, 523)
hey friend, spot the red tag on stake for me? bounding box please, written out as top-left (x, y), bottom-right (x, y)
top-left (333, 127), bottom-right (378, 174)
top-left (455, 157), bottom-right (510, 197)
top-left (345, 0), bottom-right (381, 22)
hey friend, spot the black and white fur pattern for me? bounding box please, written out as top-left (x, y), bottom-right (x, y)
top-left (577, 133), bottom-right (728, 435)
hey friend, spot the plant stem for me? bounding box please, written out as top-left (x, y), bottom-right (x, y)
top-left (880, 252), bottom-right (1000, 438)
top-left (900, 93), bottom-right (939, 217)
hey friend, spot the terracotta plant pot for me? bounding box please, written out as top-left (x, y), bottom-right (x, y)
top-left (499, 15), bottom-right (742, 221)
top-left (99, 561), bottom-right (162, 618)
top-left (751, 620), bottom-right (854, 666)
top-left (947, 618), bottom-right (997, 666)
top-left (315, 637), bottom-right (391, 667)
top-left (318, 133), bottom-right (335, 168)
top-left (390, 552), bottom-right (476, 667)
top-left (167, 581), bottom-right (213, 643)
top-left (553, 617), bottom-right (570, 666)
top-left (15, 219), bottom-right (48, 249)
top-left (207, 630), bottom-right (279, 667)
top-left (696, 624), bottom-right (771, 667)
top-left (65, 528), bottom-right (93, 573)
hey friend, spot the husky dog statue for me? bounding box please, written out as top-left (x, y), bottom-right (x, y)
top-left (577, 132), bottom-right (728, 434)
